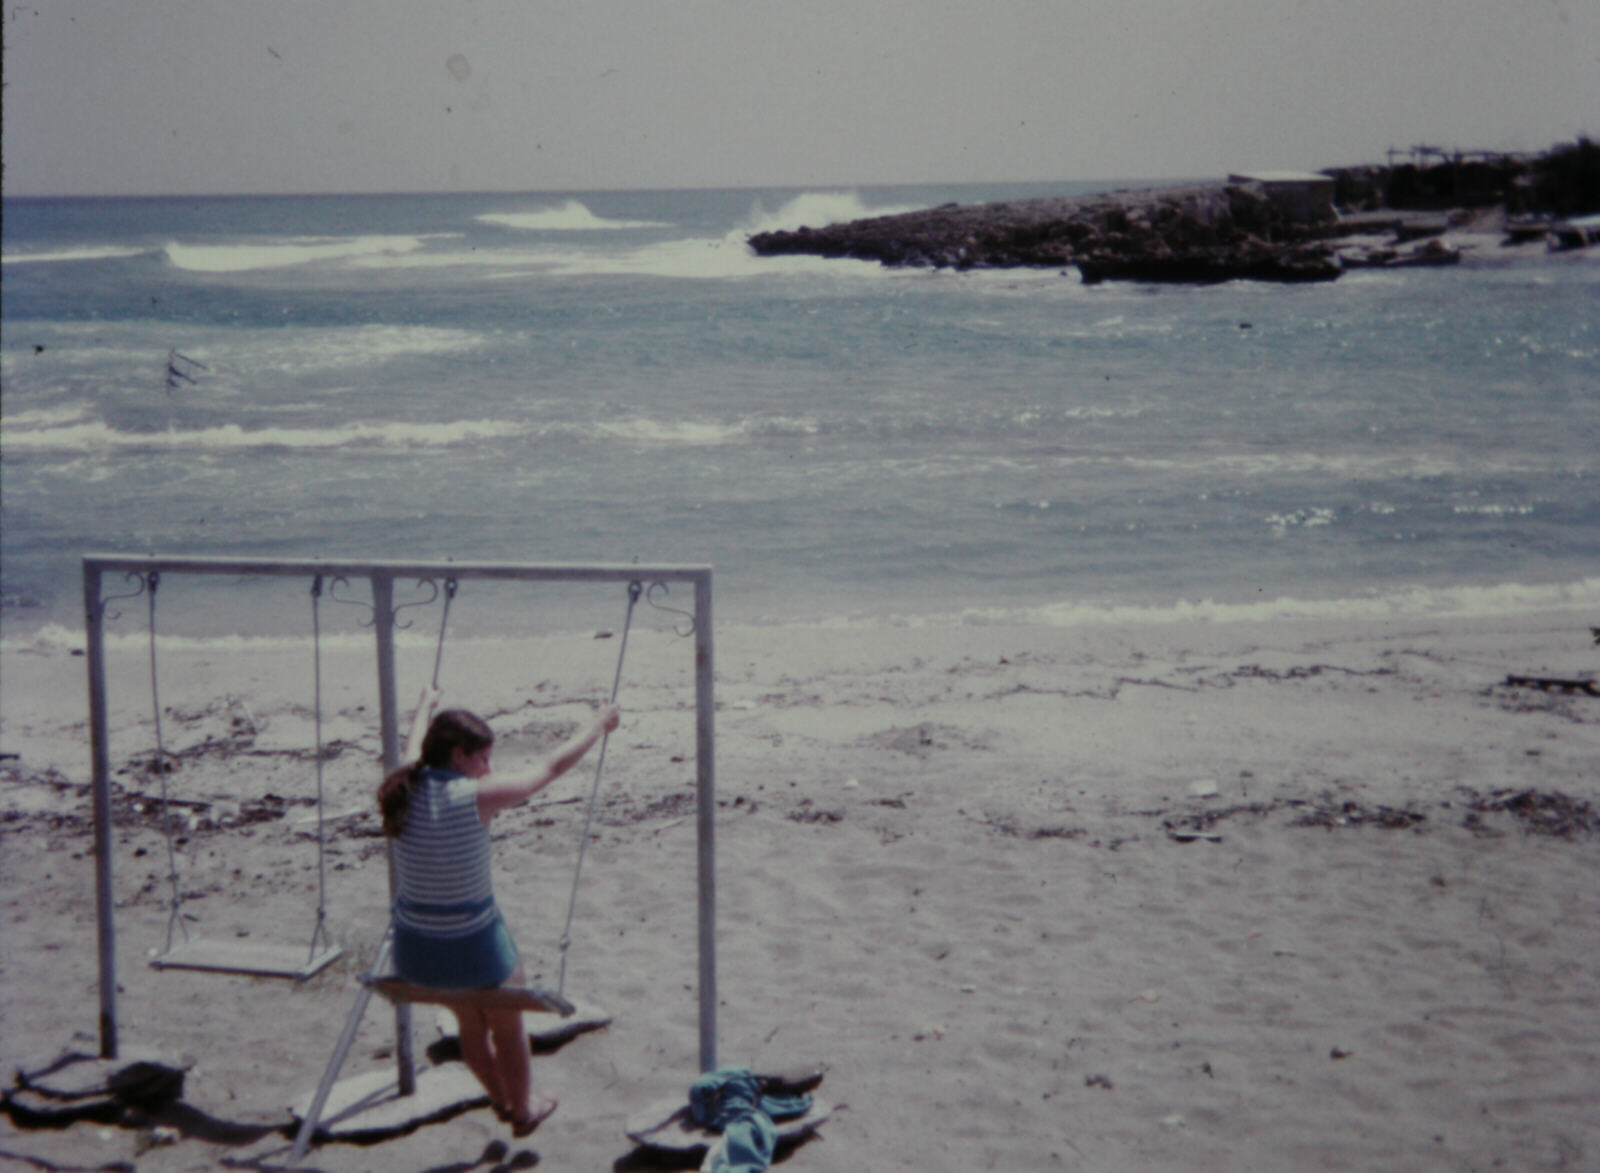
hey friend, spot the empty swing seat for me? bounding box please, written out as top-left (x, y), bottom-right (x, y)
top-left (151, 938), bottom-right (343, 981)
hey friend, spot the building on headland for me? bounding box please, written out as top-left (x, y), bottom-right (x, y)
top-left (1548, 212), bottom-right (1600, 250)
top-left (1226, 171), bottom-right (1337, 224)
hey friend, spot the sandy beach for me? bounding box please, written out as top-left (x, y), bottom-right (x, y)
top-left (2, 605), bottom-right (1597, 1171)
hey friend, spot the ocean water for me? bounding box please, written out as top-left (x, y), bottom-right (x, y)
top-left (3, 184), bottom-right (1598, 650)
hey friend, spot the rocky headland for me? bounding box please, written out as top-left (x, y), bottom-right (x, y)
top-left (747, 139), bottom-right (1600, 284)
top-left (749, 181), bottom-right (1345, 283)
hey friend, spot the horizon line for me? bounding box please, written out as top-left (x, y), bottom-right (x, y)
top-left (0, 172), bottom-right (1240, 202)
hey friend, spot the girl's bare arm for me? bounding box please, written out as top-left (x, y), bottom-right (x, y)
top-left (404, 685), bottom-right (442, 762)
top-left (476, 705), bottom-right (621, 821)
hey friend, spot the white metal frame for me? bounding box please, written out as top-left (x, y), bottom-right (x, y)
top-left (83, 554), bottom-right (718, 1085)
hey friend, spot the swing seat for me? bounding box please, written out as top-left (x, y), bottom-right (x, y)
top-left (150, 938), bottom-right (343, 981)
top-left (360, 975), bottom-right (575, 1017)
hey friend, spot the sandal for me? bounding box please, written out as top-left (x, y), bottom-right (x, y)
top-left (510, 1096), bottom-right (557, 1137)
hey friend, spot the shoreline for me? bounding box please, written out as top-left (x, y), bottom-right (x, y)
top-left (5, 572), bottom-right (1598, 655)
top-left (3, 604), bottom-right (1597, 1169)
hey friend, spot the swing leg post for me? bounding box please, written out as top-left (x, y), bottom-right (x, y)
top-left (695, 571), bottom-right (717, 1073)
top-left (290, 938), bottom-right (390, 1162)
top-left (371, 573), bottom-right (416, 1097)
top-left (85, 563), bottom-right (119, 1059)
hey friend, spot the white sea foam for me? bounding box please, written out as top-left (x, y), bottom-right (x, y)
top-left (2, 622), bottom-right (437, 656)
top-left (13, 578), bottom-right (1597, 655)
top-left (1266, 506), bottom-right (1337, 533)
top-left (535, 236), bottom-right (890, 281)
top-left (593, 418), bottom-right (742, 445)
top-left (1110, 450), bottom-right (1573, 480)
top-left (2, 245), bottom-right (150, 265)
top-left (585, 414), bottom-right (820, 445)
top-left (8, 409), bottom-right (821, 454)
top-left (2, 324), bottom-right (483, 398)
top-left (1, 405), bottom-right (94, 429)
top-left (2, 417), bottom-right (527, 453)
top-left (346, 247), bottom-right (556, 271)
top-left (925, 578), bottom-right (1600, 631)
top-left (244, 324), bottom-right (487, 374)
top-left (477, 202), bottom-right (669, 231)
top-left (163, 235), bottom-right (427, 273)
top-left (741, 191), bottom-right (923, 236)
top-left (522, 191), bottom-right (929, 281)
top-left (1452, 502), bottom-right (1535, 516)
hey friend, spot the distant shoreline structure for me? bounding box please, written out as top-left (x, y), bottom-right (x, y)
top-left (748, 139), bottom-right (1600, 283)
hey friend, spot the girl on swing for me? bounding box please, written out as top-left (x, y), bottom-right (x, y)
top-left (378, 687), bottom-right (621, 1135)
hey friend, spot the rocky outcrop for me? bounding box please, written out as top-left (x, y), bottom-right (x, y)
top-left (748, 182), bottom-right (1341, 284)
top-left (1075, 242), bottom-right (1341, 284)
top-left (1335, 236), bottom-right (1462, 270)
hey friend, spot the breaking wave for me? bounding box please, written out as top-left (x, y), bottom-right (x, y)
top-left (2, 245), bottom-right (151, 265)
top-left (163, 235), bottom-right (430, 273)
top-left (478, 202), bottom-right (670, 231)
top-left (3, 417), bottom-right (529, 453)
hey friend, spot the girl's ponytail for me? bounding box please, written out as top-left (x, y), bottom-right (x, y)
top-left (377, 762), bottom-right (421, 838)
top-left (375, 708), bottom-right (495, 837)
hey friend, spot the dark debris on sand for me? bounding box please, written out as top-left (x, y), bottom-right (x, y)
top-left (1161, 789), bottom-right (1600, 841)
top-left (1459, 788), bottom-right (1598, 838)
top-left (1161, 795), bottom-right (1427, 837)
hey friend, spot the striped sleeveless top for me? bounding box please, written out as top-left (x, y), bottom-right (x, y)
top-left (391, 767), bottom-right (498, 938)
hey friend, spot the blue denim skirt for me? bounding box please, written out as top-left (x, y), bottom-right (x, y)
top-left (392, 911), bottom-right (519, 990)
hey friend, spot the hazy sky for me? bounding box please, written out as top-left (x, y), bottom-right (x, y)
top-left (4, 0), bottom-right (1595, 196)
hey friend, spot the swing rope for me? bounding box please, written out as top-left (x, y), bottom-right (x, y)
top-left (431, 577), bottom-right (458, 690)
top-left (306, 576), bottom-right (335, 965)
top-left (147, 572), bottom-right (189, 955)
top-left (556, 579), bottom-right (642, 996)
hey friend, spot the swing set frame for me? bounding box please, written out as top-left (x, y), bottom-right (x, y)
top-left (83, 554), bottom-right (719, 1080)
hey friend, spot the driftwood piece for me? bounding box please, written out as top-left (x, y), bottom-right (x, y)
top-left (1503, 674), bottom-right (1599, 697)
top-left (1166, 830), bottom-right (1224, 843)
top-left (288, 1064), bottom-right (485, 1142)
top-left (2, 1085), bottom-right (128, 1127)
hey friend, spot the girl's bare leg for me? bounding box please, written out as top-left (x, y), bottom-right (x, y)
top-left (488, 1005), bottom-right (553, 1130)
top-left (454, 1004), bottom-right (510, 1113)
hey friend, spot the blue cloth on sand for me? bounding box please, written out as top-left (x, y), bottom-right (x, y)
top-left (688, 1067), bottom-right (813, 1173)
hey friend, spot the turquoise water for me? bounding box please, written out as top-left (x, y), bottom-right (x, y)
top-left (3, 184), bottom-right (1597, 643)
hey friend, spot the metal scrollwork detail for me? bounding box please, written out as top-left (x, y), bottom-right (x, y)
top-left (97, 571), bottom-right (151, 624)
top-left (326, 576), bottom-right (376, 627)
top-left (391, 578), bottom-right (442, 631)
top-left (645, 581), bottom-right (696, 638)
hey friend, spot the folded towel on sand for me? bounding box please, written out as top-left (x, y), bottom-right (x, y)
top-left (688, 1067), bottom-right (814, 1173)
